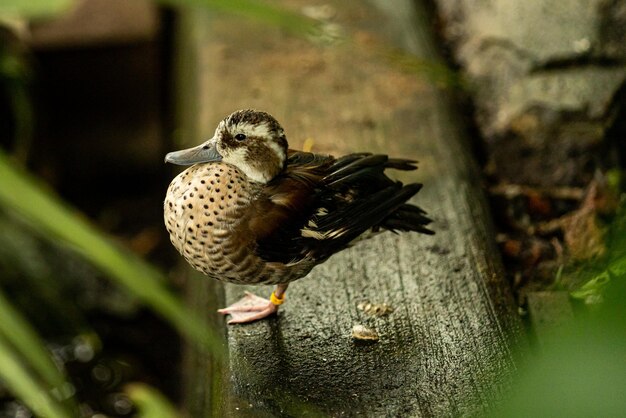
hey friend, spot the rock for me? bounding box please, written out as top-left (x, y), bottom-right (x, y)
top-left (435, 0), bottom-right (626, 186)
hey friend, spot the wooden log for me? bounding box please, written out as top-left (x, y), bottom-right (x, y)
top-left (176, 1), bottom-right (527, 416)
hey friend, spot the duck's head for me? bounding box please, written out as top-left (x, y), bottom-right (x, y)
top-left (165, 109), bottom-right (288, 183)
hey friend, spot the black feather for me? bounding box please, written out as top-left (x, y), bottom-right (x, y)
top-left (381, 203), bottom-right (434, 234)
top-left (255, 152), bottom-right (433, 265)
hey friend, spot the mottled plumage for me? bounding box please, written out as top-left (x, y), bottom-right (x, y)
top-left (164, 109), bottom-right (433, 324)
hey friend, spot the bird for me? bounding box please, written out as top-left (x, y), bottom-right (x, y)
top-left (164, 109), bottom-right (433, 324)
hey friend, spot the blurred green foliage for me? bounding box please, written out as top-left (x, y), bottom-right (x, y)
top-left (496, 193), bottom-right (626, 417)
top-left (569, 198), bottom-right (626, 304)
top-left (0, 0), bottom-right (74, 19)
top-left (0, 147), bottom-right (223, 415)
top-left (0, 149), bottom-right (224, 352)
top-left (0, 338), bottom-right (69, 418)
top-left (494, 278), bottom-right (626, 417)
top-left (158, 0), bottom-right (316, 35)
top-left (0, 291), bottom-right (77, 417)
top-left (126, 383), bottom-right (179, 418)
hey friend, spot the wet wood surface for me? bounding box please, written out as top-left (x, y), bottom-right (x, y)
top-left (177, 0), bottom-right (526, 416)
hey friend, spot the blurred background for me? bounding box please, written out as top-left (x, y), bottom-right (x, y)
top-left (0, 0), bottom-right (625, 417)
top-left (1, 1), bottom-right (183, 416)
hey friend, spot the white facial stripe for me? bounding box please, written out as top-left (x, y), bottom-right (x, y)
top-left (232, 121), bottom-right (271, 138)
top-left (266, 135), bottom-right (286, 162)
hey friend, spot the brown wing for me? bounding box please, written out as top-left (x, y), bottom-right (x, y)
top-left (249, 151), bottom-right (433, 265)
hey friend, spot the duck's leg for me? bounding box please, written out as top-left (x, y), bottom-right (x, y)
top-left (218, 284), bottom-right (288, 324)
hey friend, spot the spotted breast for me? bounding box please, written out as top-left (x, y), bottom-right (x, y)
top-left (164, 162), bottom-right (314, 285)
top-left (164, 162), bottom-right (252, 283)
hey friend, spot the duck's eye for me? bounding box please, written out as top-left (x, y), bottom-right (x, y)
top-left (234, 133), bottom-right (247, 141)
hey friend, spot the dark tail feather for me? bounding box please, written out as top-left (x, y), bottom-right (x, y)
top-left (323, 154), bottom-right (419, 190)
top-left (382, 202), bottom-right (435, 235)
top-left (330, 154), bottom-right (418, 173)
top-left (329, 153), bottom-right (372, 171)
top-left (314, 183), bottom-right (422, 246)
top-left (308, 182), bottom-right (433, 262)
top-left (323, 154), bottom-right (388, 186)
top-left (385, 158), bottom-right (418, 171)
top-left (338, 183), bottom-right (426, 241)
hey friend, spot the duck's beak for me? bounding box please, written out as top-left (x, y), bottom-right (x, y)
top-left (165, 138), bottom-right (222, 165)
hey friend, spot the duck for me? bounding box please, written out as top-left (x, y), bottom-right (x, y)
top-left (164, 109), bottom-right (433, 324)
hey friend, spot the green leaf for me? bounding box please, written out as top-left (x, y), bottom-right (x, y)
top-left (0, 150), bottom-right (224, 359)
top-left (126, 383), bottom-right (180, 418)
top-left (570, 198), bottom-right (626, 304)
top-left (570, 271), bottom-right (611, 304)
top-left (0, 0), bottom-right (75, 19)
top-left (0, 334), bottom-right (72, 418)
top-left (0, 290), bottom-right (72, 397)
